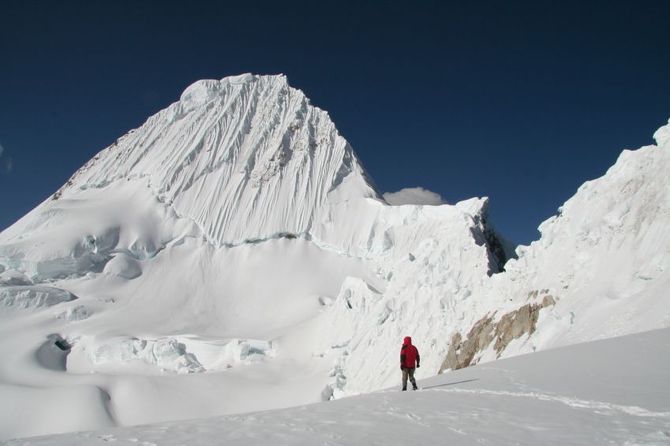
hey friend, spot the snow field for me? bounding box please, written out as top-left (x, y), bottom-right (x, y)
top-left (8, 327), bottom-right (669, 446)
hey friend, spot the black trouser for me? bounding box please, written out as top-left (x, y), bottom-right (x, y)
top-left (402, 367), bottom-right (417, 390)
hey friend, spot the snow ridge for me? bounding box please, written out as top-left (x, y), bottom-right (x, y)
top-left (439, 118), bottom-right (670, 369)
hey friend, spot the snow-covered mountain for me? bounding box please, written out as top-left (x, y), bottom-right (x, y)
top-left (440, 122), bottom-right (670, 371)
top-left (51, 74), bottom-right (379, 247)
top-left (0, 74), bottom-right (668, 441)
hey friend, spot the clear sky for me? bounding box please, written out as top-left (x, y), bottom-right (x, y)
top-left (1, 0), bottom-right (668, 245)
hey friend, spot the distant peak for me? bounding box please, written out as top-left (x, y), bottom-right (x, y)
top-left (49, 72), bottom-right (377, 246)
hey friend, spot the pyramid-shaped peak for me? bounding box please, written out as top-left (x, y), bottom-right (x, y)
top-left (52, 73), bottom-right (378, 246)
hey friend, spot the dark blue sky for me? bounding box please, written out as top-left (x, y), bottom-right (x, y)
top-left (1, 0), bottom-right (668, 244)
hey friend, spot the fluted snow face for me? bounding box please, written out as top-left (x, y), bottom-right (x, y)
top-left (63, 74), bottom-right (377, 245)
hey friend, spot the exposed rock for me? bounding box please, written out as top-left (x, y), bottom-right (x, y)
top-left (440, 291), bottom-right (557, 372)
top-left (442, 316), bottom-right (495, 371)
top-left (542, 295), bottom-right (556, 307)
top-left (493, 303), bottom-right (541, 353)
top-left (469, 201), bottom-right (514, 275)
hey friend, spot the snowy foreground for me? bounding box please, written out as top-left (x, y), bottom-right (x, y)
top-left (7, 328), bottom-right (669, 446)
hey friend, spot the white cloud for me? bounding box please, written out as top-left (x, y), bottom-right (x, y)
top-left (383, 187), bottom-right (445, 206)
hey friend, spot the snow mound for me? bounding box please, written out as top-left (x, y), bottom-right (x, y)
top-left (103, 253), bottom-right (142, 279)
top-left (57, 305), bottom-right (92, 322)
top-left (0, 286), bottom-right (77, 310)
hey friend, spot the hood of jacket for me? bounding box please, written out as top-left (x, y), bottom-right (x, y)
top-left (403, 336), bottom-right (412, 346)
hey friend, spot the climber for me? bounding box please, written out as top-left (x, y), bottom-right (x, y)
top-left (400, 336), bottom-right (420, 391)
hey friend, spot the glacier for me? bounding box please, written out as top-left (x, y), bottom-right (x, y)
top-left (0, 73), bottom-right (668, 441)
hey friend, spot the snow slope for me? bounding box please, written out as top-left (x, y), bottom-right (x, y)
top-left (0, 73), bottom-right (668, 441)
top-left (440, 119), bottom-right (670, 370)
top-left (8, 327), bottom-right (669, 445)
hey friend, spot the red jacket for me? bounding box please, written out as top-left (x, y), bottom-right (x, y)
top-left (400, 336), bottom-right (420, 369)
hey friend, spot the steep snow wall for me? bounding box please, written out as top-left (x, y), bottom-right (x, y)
top-left (440, 119), bottom-right (670, 370)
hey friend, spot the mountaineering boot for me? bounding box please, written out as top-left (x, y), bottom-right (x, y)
top-left (412, 385), bottom-right (418, 391)
top-left (402, 387), bottom-right (407, 391)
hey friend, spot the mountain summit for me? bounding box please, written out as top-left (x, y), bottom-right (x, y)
top-left (54, 74), bottom-right (378, 246)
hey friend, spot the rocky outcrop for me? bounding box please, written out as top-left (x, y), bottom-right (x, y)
top-left (469, 201), bottom-right (514, 275)
top-left (440, 315), bottom-right (496, 371)
top-left (439, 291), bottom-right (557, 373)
